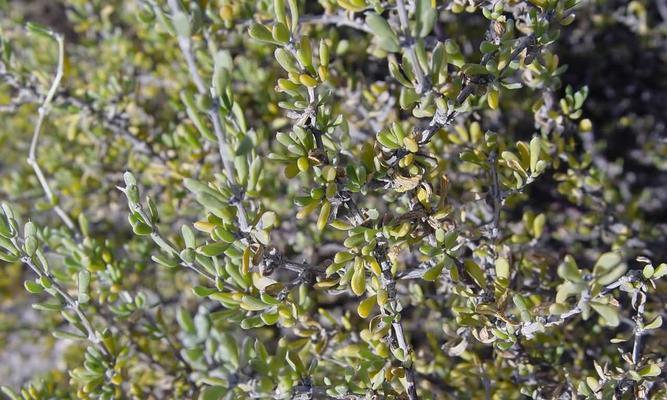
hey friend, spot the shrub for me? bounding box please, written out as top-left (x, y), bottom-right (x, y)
top-left (0, 0), bottom-right (666, 399)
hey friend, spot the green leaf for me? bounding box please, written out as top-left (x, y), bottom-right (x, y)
top-left (177, 308), bottom-right (196, 334)
top-left (377, 128), bottom-right (400, 149)
top-left (200, 241), bottom-right (231, 257)
top-left (133, 222), bottom-right (153, 236)
top-left (591, 302), bottom-right (620, 327)
top-left (322, 165), bottom-right (337, 182)
top-left (286, 351), bottom-right (306, 376)
top-left (236, 135), bottom-right (253, 156)
top-left (0, 251), bottom-right (19, 263)
top-left (252, 229), bottom-right (270, 246)
top-left (219, 332), bottom-right (239, 368)
top-left (198, 386), bottom-right (228, 400)
top-left (181, 90), bottom-right (214, 141)
top-left (555, 281), bottom-right (584, 303)
top-left (240, 295), bottom-right (270, 311)
top-left (464, 259), bottom-right (486, 288)
top-left (532, 213), bottom-right (546, 238)
top-left (172, 11), bottom-right (191, 37)
top-left (213, 50), bottom-right (233, 93)
top-left (152, 254), bottom-right (180, 269)
top-left (416, 0), bottom-right (436, 38)
top-left (558, 255), bottom-right (581, 282)
top-left (357, 295), bottom-right (376, 318)
top-left (274, 0), bottom-right (287, 24)
top-left (461, 63), bottom-right (488, 76)
top-left (24, 236), bottom-right (38, 257)
top-left (33, 302), bottom-right (62, 312)
top-left (272, 22), bottom-right (291, 44)
top-left (24, 221), bottom-right (36, 238)
top-left (215, 226), bottom-right (236, 243)
top-left (593, 252), bottom-right (622, 276)
top-left (53, 330), bottom-right (87, 340)
top-left (642, 264), bottom-right (654, 279)
top-left (226, 262), bottom-right (249, 289)
top-left (274, 48), bottom-right (299, 73)
top-left (423, 261), bottom-right (445, 282)
top-left (638, 363), bottom-right (661, 377)
top-left (24, 280), bottom-right (44, 294)
top-left (596, 263), bottom-right (626, 286)
top-left (653, 263), bottom-right (667, 279)
top-left (192, 286), bottom-right (217, 297)
top-left (249, 23), bottom-right (275, 43)
top-left (1, 386), bottom-right (21, 400)
top-left (365, 13), bottom-right (400, 52)
top-left (530, 136), bottom-right (541, 174)
top-left (513, 294), bottom-right (531, 322)
top-left (495, 257), bottom-right (510, 282)
top-left (351, 258), bottom-right (366, 296)
top-left (26, 21), bottom-right (54, 38)
top-left (644, 315), bottom-right (662, 330)
top-left (317, 201), bottom-right (331, 231)
top-left (181, 225), bottom-right (196, 248)
top-left (78, 270), bottom-right (90, 304)
top-left (287, 0), bottom-right (299, 32)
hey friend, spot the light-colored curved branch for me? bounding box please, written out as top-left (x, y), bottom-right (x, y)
top-left (25, 33), bottom-right (77, 232)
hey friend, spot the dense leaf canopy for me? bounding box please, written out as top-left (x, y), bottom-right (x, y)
top-left (0, 0), bottom-right (666, 399)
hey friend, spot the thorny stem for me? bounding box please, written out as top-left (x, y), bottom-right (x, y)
top-left (283, 34), bottom-right (318, 131)
top-left (261, 247), bottom-right (326, 278)
top-left (344, 195), bottom-right (365, 226)
top-left (25, 33), bottom-right (77, 233)
top-left (416, 108), bottom-right (456, 145)
top-left (489, 152), bottom-right (502, 240)
top-left (375, 234), bottom-right (420, 400)
top-left (521, 272), bottom-right (642, 337)
top-left (415, 34), bottom-right (535, 147)
top-left (283, 259), bottom-right (325, 275)
top-left (392, 320), bottom-right (419, 400)
top-left (631, 285), bottom-right (647, 365)
top-left (167, 0), bottom-right (207, 95)
top-left (168, 0), bottom-right (250, 233)
top-left (208, 106), bottom-right (249, 231)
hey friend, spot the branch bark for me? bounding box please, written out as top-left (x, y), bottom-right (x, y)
top-left (25, 33), bottom-right (77, 233)
top-left (168, 0), bottom-right (250, 232)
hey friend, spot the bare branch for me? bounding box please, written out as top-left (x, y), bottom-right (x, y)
top-left (25, 33), bottom-right (77, 233)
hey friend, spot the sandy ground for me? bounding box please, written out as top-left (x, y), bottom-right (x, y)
top-left (0, 306), bottom-right (68, 389)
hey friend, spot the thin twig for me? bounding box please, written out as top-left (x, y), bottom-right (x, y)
top-left (631, 286), bottom-right (647, 365)
top-left (396, 0), bottom-right (427, 94)
top-left (522, 272), bottom-right (642, 337)
top-left (489, 152), bottom-right (501, 240)
top-left (25, 33), bottom-right (76, 233)
top-left (18, 253), bottom-right (107, 355)
top-left (132, 204), bottom-right (233, 288)
top-left (415, 34), bottom-right (535, 147)
top-left (168, 0), bottom-right (250, 232)
top-left (375, 234), bottom-right (420, 400)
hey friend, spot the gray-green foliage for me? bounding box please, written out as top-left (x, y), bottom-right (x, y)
top-left (0, 0), bottom-right (666, 399)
